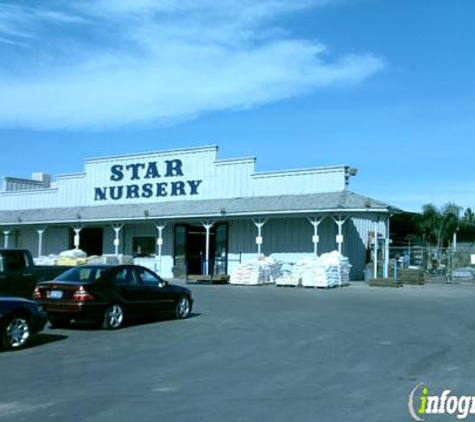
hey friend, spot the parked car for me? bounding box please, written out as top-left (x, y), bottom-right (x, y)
top-left (0, 249), bottom-right (71, 298)
top-left (34, 265), bottom-right (194, 329)
top-left (0, 296), bottom-right (47, 350)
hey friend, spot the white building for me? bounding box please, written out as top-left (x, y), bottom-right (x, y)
top-left (0, 145), bottom-right (397, 279)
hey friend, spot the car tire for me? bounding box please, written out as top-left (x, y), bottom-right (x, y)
top-left (49, 317), bottom-right (70, 329)
top-left (175, 295), bottom-right (191, 319)
top-left (102, 303), bottom-right (124, 330)
top-left (1, 315), bottom-right (31, 350)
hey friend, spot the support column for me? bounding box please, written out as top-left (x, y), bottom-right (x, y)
top-left (112, 224), bottom-right (123, 256)
top-left (373, 219), bottom-right (379, 279)
top-left (308, 216), bottom-right (325, 257)
top-left (201, 220), bottom-right (216, 275)
top-left (155, 222), bottom-right (167, 272)
top-left (3, 228), bottom-right (11, 249)
top-left (383, 217), bottom-right (390, 279)
top-left (72, 226), bottom-right (83, 250)
top-left (252, 218), bottom-right (267, 256)
top-left (332, 215), bottom-right (348, 255)
top-left (37, 227), bottom-right (46, 258)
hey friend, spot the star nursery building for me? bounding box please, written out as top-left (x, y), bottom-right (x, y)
top-left (0, 145), bottom-right (396, 280)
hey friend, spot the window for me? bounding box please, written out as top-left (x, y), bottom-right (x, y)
top-left (136, 267), bottom-right (161, 286)
top-left (4, 251), bottom-right (28, 271)
top-left (133, 236), bottom-right (156, 257)
top-left (58, 267), bottom-right (107, 282)
top-left (114, 268), bottom-right (136, 285)
top-left (174, 225), bottom-right (186, 266)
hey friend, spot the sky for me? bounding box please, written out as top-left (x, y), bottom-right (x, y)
top-left (0, 0), bottom-right (473, 213)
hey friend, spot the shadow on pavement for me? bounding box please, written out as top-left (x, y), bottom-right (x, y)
top-left (25, 333), bottom-right (68, 349)
top-left (50, 312), bottom-right (202, 331)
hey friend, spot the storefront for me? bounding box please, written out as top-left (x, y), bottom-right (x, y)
top-left (0, 145), bottom-right (397, 280)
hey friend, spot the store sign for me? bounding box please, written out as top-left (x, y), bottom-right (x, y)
top-left (94, 159), bottom-right (202, 202)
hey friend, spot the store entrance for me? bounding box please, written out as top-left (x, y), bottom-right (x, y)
top-left (187, 226), bottom-right (214, 275)
top-left (69, 228), bottom-right (104, 256)
top-left (174, 223), bottom-right (228, 276)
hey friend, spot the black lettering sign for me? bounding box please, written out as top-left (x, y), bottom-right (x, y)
top-left (110, 165), bottom-right (124, 182)
top-left (94, 159), bottom-right (201, 202)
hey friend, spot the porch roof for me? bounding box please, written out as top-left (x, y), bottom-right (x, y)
top-left (0, 190), bottom-right (400, 226)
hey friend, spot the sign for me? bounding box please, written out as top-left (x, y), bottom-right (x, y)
top-left (93, 159), bottom-right (203, 202)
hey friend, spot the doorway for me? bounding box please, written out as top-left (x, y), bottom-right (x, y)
top-left (174, 223), bottom-right (228, 276)
top-left (69, 228), bottom-right (104, 256)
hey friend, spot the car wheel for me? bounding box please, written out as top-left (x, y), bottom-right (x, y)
top-left (175, 296), bottom-right (191, 319)
top-left (102, 303), bottom-right (124, 330)
top-left (2, 315), bottom-right (31, 350)
top-left (49, 317), bottom-right (70, 329)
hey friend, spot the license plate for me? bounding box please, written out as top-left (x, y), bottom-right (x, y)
top-left (49, 290), bottom-right (63, 299)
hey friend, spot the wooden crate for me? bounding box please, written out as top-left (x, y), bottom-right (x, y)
top-left (398, 269), bottom-right (425, 285)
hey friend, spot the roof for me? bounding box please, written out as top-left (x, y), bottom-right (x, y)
top-left (0, 191), bottom-right (400, 226)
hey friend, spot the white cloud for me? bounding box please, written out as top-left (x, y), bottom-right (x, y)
top-left (0, 0), bottom-right (385, 130)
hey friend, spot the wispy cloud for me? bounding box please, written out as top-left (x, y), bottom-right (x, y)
top-left (0, 0), bottom-right (385, 130)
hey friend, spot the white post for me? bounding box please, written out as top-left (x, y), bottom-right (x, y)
top-left (72, 226), bottom-right (83, 250)
top-left (112, 224), bottom-right (123, 256)
top-left (155, 223), bottom-right (167, 272)
top-left (3, 229), bottom-right (11, 249)
top-left (332, 215), bottom-right (348, 255)
top-left (308, 216), bottom-right (325, 257)
top-left (383, 217), bottom-right (390, 279)
top-left (37, 227), bottom-right (46, 258)
top-left (252, 219), bottom-right (267, 256)
top-left (373, 220), bottom-right (379, 279)
top-left (201, 221), bottom-right (216, 275)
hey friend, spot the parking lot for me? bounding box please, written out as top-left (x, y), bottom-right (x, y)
top-left (2, 281), bottom-right (475, 422)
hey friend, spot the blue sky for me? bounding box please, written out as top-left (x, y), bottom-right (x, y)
top-left (0, 0), bottom-right (473, 213)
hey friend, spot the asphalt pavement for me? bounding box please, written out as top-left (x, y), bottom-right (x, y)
top-left (2, 282), bottom-right (475, 422)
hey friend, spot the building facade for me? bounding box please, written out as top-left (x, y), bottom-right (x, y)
top-left (0, 145), bottom-right (396, 279)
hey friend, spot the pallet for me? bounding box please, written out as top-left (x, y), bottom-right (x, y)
top-left (369, 278), bottom-right (403, 288)
top-left (301, 282), bottom-right (350, 289)
top-left (186, 274), bottom-right (229, 285)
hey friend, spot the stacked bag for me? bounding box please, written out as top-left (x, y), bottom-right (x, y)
top-left (55, 249), bottom-right (88, 266)
top-left (35, 249), bottom-right (134, 266)
top-left (230, 255), bottom-right (282, 285)
top-left (302, 251), bottom-right (351, 287)
top-left (275, 263), bottom-right (302, 287)
top-left (296, 251), bottom-right (351, 288)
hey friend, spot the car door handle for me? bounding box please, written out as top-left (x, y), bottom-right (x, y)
top-left (23, 273), bottom-right (33, 277)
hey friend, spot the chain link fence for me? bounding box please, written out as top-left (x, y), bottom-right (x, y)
top-left (389, 245), bottom-right (475, 283)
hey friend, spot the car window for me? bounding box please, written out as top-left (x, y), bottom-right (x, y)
top-left (114, 268), bottom-right (137, 286)
top-left (58, 267), bottom-right (107, 282)
top-left (4, 251), bottom-right (27, 271)
top-left (135, 267), bottom-right (161, 286)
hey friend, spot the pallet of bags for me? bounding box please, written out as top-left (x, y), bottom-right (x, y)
top-left (229, 255), bottom-right (282, 285)
top-left (299, 251), bottom-right (351, 288)
top-left (56, 249), bottom-right (87, 266)
top-left (86, 254), bottom-right (134, 265)
top-left (275, 263), bottom-right (301, 287)
top-left (34, 254), bottom-right (59, 266)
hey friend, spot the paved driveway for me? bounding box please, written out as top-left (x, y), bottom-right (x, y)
top-left (2, 282), bottom-right (475, 422)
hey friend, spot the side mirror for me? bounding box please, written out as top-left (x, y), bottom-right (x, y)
top-left (158, 280), bottom-right (167, 288)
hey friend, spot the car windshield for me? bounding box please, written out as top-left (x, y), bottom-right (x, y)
top-left (55, 267), bottom-right (108, 282)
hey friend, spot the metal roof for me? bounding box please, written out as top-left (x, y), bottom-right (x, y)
top-left (0, 190), bottom-right (400, 226)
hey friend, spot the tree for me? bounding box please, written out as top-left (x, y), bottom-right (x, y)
top-left (415, 202), bottom-right (461, 249)
top-left (463, 207), bottom-right (475, 225)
